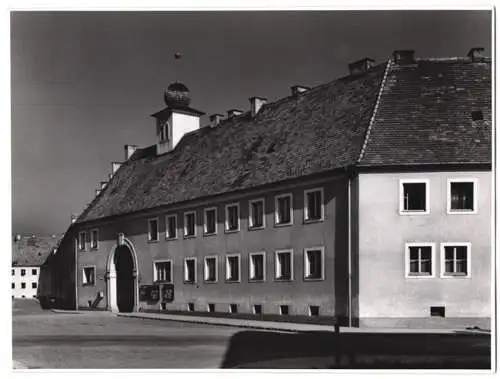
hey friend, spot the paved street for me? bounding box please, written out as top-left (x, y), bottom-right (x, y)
top-left (12, 300), bottom-right (491, 369)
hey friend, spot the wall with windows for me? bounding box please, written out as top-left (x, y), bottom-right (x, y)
top-left (356, 170), bottom-right (491, 327)
top-left (12, 266), bottom-right (40, 298)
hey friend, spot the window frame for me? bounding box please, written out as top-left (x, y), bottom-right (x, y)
top-left (183, 211), bottom-right (197, 238)
top-left (440, 242), bottom-right (472, 279)
top-left (32, 282), bottom-right (37, 289)
top-left (447, 178), bottom-right (478, 215)
top-left (31, 269), bottom-right (37, 275)
top-left (165, 214), bottom-right (178, 240)
top-left (82, 265), bottom-right (96, 287)
top-left (78, 231), bottom-right (86, 251)
top-left (90, 228), bottom-right (99, 250)
top-left (304, 188), bottom-right (325, 223)
top-left (204, 255), bottom-right (219, 283)
top-left (404, 242), bottom-right (436, 279)
top-left (225, 254), bottom-right (241, 283)
top-left (399, 179), bottom-right (430, 215)
top-left (203, 207), bottom-right (218, 236)
top-left (225, 203), bottom-right (240, 233)
top-left (274, 193), bottom-right (294, 226)
top-left (21, 282), bottom-right (26, 289)
top-left (147, 217), bottom-right (159, 242)
top-left (303, 246), bottom-right (325, 281)
top-left (249, 252), bottom-right (266, 282)
top-left (248, 198), bottom-right (266, 230)
top-left (153, 259), bottom-right (173, 283)
top-left (20, 269), bottom-right (26, 277)
top-left (274, 249), bottom-right (294, 281)
top-left (183, 257), bottom-right (197, 284)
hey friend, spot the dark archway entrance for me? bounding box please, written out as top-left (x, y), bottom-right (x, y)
top-left (114, 245), bottom-right (135, 313)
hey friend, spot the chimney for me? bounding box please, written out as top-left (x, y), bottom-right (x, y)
top-left (392, 50), bottom-right (415, 65)
top-left (124, 144), bottom-right (138, 160)
top-left (249, 97), bottom-right (267, 117)
top-left (209, 113), bottom-right (224, 127)
top-left (111, 162), bottom-right (122, 175)
top-left (227, 109), bottom-right (244, 118)
top-left (71, 214), bottom-right (79, 224)
top-left (348, 58), bottom-right (375, 75)
top-left (290, 85), bottom-right (310, 96)
top-left (467, 47), bottom-right (485, 62)
top-left (100, 181), bottom-right (108, 190)
top-left (95, 189), bottom-right (101, 197)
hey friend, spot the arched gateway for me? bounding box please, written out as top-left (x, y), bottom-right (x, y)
top-left (106, 237), bottom-right (139, 313)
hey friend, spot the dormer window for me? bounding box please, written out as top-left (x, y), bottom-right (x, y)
top-left (158, 120), bottom-right (169, 142)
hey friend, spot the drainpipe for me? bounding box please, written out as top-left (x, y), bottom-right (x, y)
top-left (74, 236), bottom-right (79, 311)
top-left (347, 174), bottom-right (352, 327)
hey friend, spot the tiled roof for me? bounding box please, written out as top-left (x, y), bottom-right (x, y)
top-left (77, 55), bottom-right (491, 224)
top-left (12, 235), bottom-right (62, 267)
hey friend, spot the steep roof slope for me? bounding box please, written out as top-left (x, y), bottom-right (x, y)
top-left (78, 65), bottom-right (387, 222)
top-left (358, 58), bottom-right (492, 165)
top-left (12, 235), bottom-right (62, 267)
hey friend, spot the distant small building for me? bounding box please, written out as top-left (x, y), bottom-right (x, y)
top-left (12, 234), bottom-right (60, 299)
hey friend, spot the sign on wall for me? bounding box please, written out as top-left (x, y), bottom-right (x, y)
top-left (161, 284), bottom-right (174, 303)
top-left (139, 285), bottom-right (160, 302)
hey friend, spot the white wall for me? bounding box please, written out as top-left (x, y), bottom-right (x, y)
top-left (12, 266), bottom-right (40, 298)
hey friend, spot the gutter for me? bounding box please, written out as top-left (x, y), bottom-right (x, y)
top-left (347, 173), bottom-right (352, 327)
top-left (74, 236), bottom-right (78, 311)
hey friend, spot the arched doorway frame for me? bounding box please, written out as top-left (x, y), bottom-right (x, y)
top-left (106, 237), bottom-right (139, 313)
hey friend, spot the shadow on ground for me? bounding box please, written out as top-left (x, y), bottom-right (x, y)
top-left (220, 330), bottom-right (491, 369)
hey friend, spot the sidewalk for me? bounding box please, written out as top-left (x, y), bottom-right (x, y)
top-left (116, 312), bottom-right (490, 335)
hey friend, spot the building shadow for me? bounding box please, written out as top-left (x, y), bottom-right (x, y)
top-left (220, 330), bottom-right (491, 369)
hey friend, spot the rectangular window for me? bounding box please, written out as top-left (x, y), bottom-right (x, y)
top-left (225, 203), bottom-right (240, 232)
top-left (90, 229), bottom-right (99, 249)
top-left (304, 188), bottom-right (324, 221)
top-left (166, 214), bottom-right (177, 239)
top-left (78, 231), bottom-right (86, 250)
top-left (21, 269), bottom-right (26, 277)
top-left (11, 283), bottom-right (14, 289)
top-left (21, 282), bottom-right (26, 289)
top-left (204, 208), bottom-right (217, 235)
top-left (229, 304), bottom-right (238, 314)
top-left (225, 254), bottom-right (240, 282)
top-left (184, 211), bottom-right (196, 237)
top-left (400, 180), bottom-right (429, 214)
top-left (82, 267), bottom-right (96, 286)
top-left (187, 303), bottom-right (195, 312)
top-left (304, 247), bottom-right (324, 280)
top-left (32, 282), bottom-right (37, 289)
top-left (154, 260), bottom-right (172, 283)
top-left (32, 269), bottom-right (37, 275)
top-left (249, 198), bottom-right (265, 229)
top-left (253, 304), bottom-right (262, 315)
top-left (280, 305), bottom-right (289, 315)
top-left (208, 303), bottom-right (215, 313)
top-left (448, 179), bottom-right (477, 214)
top-left (441, 243), bottom-right (471, 277)
top-left (148, 218), bottom-right (159, 241)
top-left (11, 269), bottom-right (14, 276)
top-left (204, 256), bottom-right (218, 283)
top-left (275, 194), bottom-right (293, 225)
top-left (309, 306), bottom-right (320, 317)
top-left (249, 252), bottom-right (265, 281)
top-left (405, 243), bottom-right (435, 278)
top-left (275, 249), bottom-right (293, 280)
top-left (184, 258), bottom-right (197, 283)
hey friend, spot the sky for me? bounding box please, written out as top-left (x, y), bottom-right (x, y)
top-left (11, 10), bottom-right (492, 235)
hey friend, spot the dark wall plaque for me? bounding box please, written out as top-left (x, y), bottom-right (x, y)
top-left (161, 284), bottom-right (174, 302)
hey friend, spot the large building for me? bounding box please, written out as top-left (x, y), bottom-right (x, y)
top-left (50, 49), bottom-right (492, 328)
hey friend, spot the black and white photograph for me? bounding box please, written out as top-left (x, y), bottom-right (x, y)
top-left (10, 7), bottom-right (493, 372)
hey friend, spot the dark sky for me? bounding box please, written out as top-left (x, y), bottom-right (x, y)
top-left (11, 10), bottom-right (492, 235)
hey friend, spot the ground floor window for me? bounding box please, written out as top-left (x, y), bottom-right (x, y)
top-left (249, 252), bottom-right (265, 281)
top-left (406, 243), bottom-right (434, 277)
top-left (154, 260), bottom-right (172, 283)
top-left (275, 250), bottom-right (293, 280)
top-left (82, 266), bottom-right (96, 286)
top-left (204, 256), bottom-right (218, 283)
top-left (225, 255), bottom-right (240, 282)
top-left (304, 247), bottom-right (324, 280)
top-left (441, 243), bottom-right (471, 277)
top-left (184, 258), bottom-right (197, 283)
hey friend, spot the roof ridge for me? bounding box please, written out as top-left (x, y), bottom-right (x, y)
top-left (357, 59), bottom-right (392, 163)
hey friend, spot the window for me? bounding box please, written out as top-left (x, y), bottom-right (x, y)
top-left (148, 218), bottom-right (159, 241)
top-left (275, 249), bottom-right (293, 280)
top-left (187, 303), bottom-right (195, 312)
top-left (400, 179), bottom-right (429, 214)
top-left (471, 110), bottom-right (484, 121)
top-left (90, 229), bottom-right (99, 249)
top-left (154, 260), bottom-right (172, 283)
top-left (32, 269), bottom-right (37, 275)
top-left (166, 214), bottom-right (177, 239)
top-left (225, 254), bottom-right (240, 282)
top-left (158, 120), bottom-right (169, 142)
top-left (304, 247), bottom-right (324, 280)
top-left (208, 303), bottom-right (215, 313)
top-left (253, 304), bottom-right (262, 315)
top-left (275, 194), bottom-right (293, 225)
top-left (32, 282), bottom-right (37, 289)
top-left (430, 306), bottom-right (445, 317)
top-left (82, 267), bottom-right (95, 286)
top-left (184, 211), bottom-right (196, 237)
top-left (280, 305), bottom-right (289, 315)
top-left (304, 188), bottom-right (324, 221)
top-left (78, 231), bottom-right (86, 250)
top-left (448, 179), bottom-right (477, 214)
top-left (11, 283), bottom-right (14, 289)
top-left (405, 243), bottom-right (435, 278)
top-left (229, 304), bottom-right (238, 314)
top-left (184, 258), bottom-right (197, 283)
top-left (249, 198), bottom-right (265, 229)
top-left (249, 252), bottom-right (266, 281)
top-left (309, 306), bottom-right (320, 317)
top-left (225, 203), bottom-right (240, 232)
top-left (21, 282), bottom-right (26, 289)
top-left (204, 208), bottom-right (217, 235)
top-left (441, 243), bottom-right (471, 278)
top-left (11, 269), bottom-right (14, 276)
top-left (204, 256), bottom-right (218, 283)
top-left (21, 269), bottom-right (26, 277)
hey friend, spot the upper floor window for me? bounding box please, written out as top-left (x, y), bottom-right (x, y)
top-left (11, 269), bottom-right (14, 276)
top-left (204, 256), bottom-right (218, 283)
top-left (32, 282), bottom-right (37, 289)
top-left (304, 247), bottom-right (324, 280)
top-left (90, 229), bottom-right (99, 249)
top-left (448, 179), bottom-right (477, 214)
top-left (204, 207), bottom-right (217, 235)
top-left (184, 211), bottom-right (196, 237)
top-left (400, 179), bottom-right (429, 214)
top-left (275, 194), bottom-right (293, 225)
top-left (166, 214), bottom-right (177, 239)
top-left (441, 243), bottom-right (471, 278)
top-left (78, 231), bottom-right (86, 251)
top-left (154, 260), bottom-right (172, 283)
top-left (304, 188), bottom-right (324, 222)
top-left (184, 257), bottom-right (197, 283)
top-left (249, 198), bottom-right (265, 229)
top-left (21, 269), bottom-right (26, 277)
top-left (249, 252), bottom-right (266, 281)
top-left (405, 243), bottom-right (435, 278)
top-left (82, 266), bottom-right (95, 286)
top-left (275, 249), bottom-right (293, 281)
top-left (31, 269), bottom-right (37, 275)
top-left (148, 218), bottom-right (159, 242)
top-left (225, 203), bottom-right (240, 232)
top-left (225, 254), bottom-right (241, 282)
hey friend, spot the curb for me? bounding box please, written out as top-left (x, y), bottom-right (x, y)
top-left (51, 309), bottom-right (81, 314)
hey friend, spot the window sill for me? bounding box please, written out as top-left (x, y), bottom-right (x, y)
top-left (274, 277), bottom-right (293, 282)
top-left (225, 279), bottom-right (241, 283)
top-left (441, 273), bottom-right (471, 279)
top-left (248, 225), bottom-right (265, 231)
top-left (405, 274), bottom-right (435, 279)
top-left (165, 236), bottom-right (178, 241)
top-left (90, 247), bottom-right (99, 251)
top-left (183, 235), bottom-right (197, 240)
top-left (399, 210), bottom-right (430, 216)
top-left (274, 222), bottom-right (293, 228)
top-left (224, 229), bottom-right (240, 234)
top-left (183, 280), bottom-right (196, 284)
top-left (249, 278), bottom-right (266, 283)
top-left (203, 232), bottom-right (217, 237)
top-left (78, 249), bottom-right (86, 252)
top-left (154, 280), bottom-right (173, 284)
top-left (304, 276), bottom-right (324, 281)
top-left (147, 239), bottom-right (159, 244)
top-left (303, 218), bottom-right (324, 225)
top-left (82, 284), bottom-right (95, 287)
top-left (447, 210), bottom-right (477, 215)
top-left (204, 280), bottom-right (218, 284)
